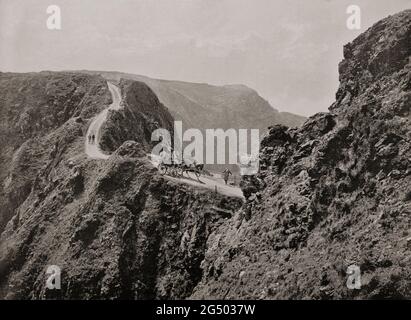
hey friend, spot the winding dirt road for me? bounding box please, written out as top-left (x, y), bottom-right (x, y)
top-left (85, 82), bottom-right (122, 159)
top-left (85, 81), bottom-right (244, 199)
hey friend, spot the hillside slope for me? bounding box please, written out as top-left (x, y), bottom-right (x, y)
top-left (81, 71), bottom-right (305, 174)
top-left (0, 72), bottom-right (111, 233)
top-left (0, 9), bottom-right (409, 301)
top-left (82, 71), bottom-right (306, 131)
top-left (99, 79), bottom-right (175, 153)
top-left (0, 72), bottom-right (243, 299)
top-left (0, 142), bottom-right (242, 299)
top-left (191, 10), bottom-right (411, 299)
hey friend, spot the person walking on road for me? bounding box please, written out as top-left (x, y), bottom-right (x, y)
top-left (222, 168), bottom-right (232, 185)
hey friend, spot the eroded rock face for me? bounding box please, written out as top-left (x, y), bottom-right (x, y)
top-left (191, 10), bottom-right (411, 299)
top-left (99, 80), bottom-right (175, 153)
top-left (0, 146), bottom-right (242, 299)
top-left (1, 10), bottom-right (409, 301)
top-left (0, 72), bottom-right (111, 233)
top-left (0, 73), bottom-right (243, 299)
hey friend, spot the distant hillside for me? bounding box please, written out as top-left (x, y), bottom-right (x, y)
top-left (81, 71), bottom-right (306, 132)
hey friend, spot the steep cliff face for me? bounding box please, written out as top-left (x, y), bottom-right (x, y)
top-left (0, 72), bottom-right (111, 233)
top-left (1, 10), bottom-right (409, 301)
top-left (0, 72), bottom-right (243, 299)
top-left (0, 142), bottom-right (242, 299)
top-left (99, 79), bottom-right (175, 153)
top-left (127, 75), bottom-right (306, 130)
top-left (191, 10), bottom-right (411, 299)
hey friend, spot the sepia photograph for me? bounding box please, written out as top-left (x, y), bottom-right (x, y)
top-left (0, 0), bottom-right (410, 311)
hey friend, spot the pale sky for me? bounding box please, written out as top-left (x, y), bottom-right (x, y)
top-left (0, 0), bottom-right (409, 116)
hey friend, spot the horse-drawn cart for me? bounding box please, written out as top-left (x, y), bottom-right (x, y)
top-left (157, 160), bottom-right (205, 181)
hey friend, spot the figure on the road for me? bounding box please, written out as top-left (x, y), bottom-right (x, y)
top-left (50, 141), bottom-right (59, 157)
top-left (91, 134), bottom-right (96, 144)
top-left (222, 168), bottom-right (232, 185)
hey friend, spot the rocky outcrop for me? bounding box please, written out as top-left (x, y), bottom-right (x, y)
top-left (191, 10), bottom-right (411, 299)
top-left (99, 79), bottom-right (174, 153)
top-left (0, 9), bottom-right (409, 301)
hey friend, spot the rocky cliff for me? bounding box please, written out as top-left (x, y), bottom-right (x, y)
top-left (0, 9), bottom-right (409, 300)
top-left (83, 71), bottom-right (306, 174)
top-left (0, 141), bottom-right (242, 299)
top-left (0, 72), bottom-right (243, 299)
top-left (0, 72), bottom-right (111, 233)
top-left (99, 79), bottom-right (175, 153)
top-left (191, 10), bottom-right (411, 299)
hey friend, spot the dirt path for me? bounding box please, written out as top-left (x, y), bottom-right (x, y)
top-left (85, 82), bottom-right (122, 159)
top-left (85, 82), bottom-right (243, 199)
